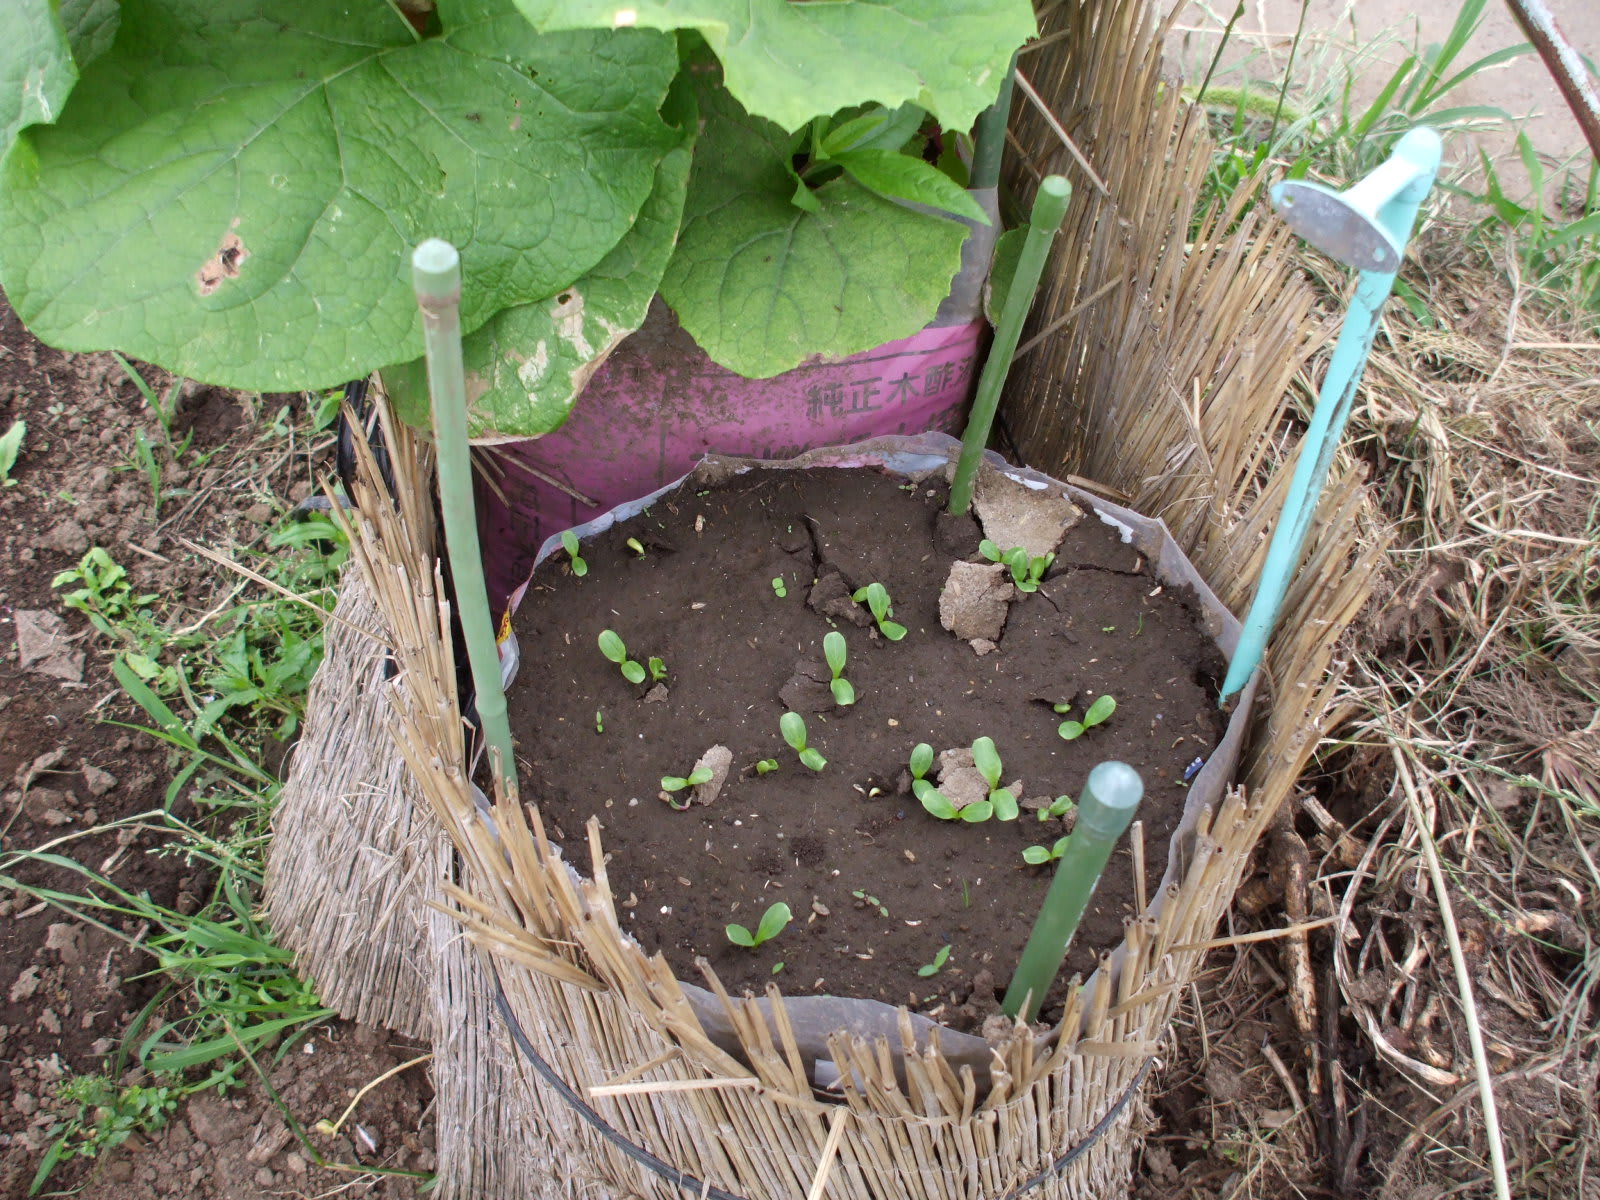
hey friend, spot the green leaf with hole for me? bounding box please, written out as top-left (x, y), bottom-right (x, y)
top-left (660, 70), bottom-right (969, 379)
top-left (524, 0), bottom-right (1035, 133)
top-left (384, 99), bottom-right (695, 439)
top-left (0, 0), bottom-right (679, 392)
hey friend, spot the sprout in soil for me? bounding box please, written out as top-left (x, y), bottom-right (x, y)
top-left (771, 577), bottom-right (787, 598)
top-left (755, 758), bottom-right (780, 776)
top-left (850, 582), bottom-right (907, 641)
top-left (780, 712), bottom-right (826, 771)
top-left (626, 537), bottom-right (646, 557)
top-left (1022, 836), bottom-right (1070, 865)
top-left (1037, 794), bottom-right (1075, 822)
top-left (597, 629), bottom-right (646, 685)
top-left (979, 540), bottom-right (1053, 592)
top-left (661, 767), bottom-right (714, 793)
top-left (726, 901), bottom-right (793, 949)
top-left (595, 710), bottom-right (604, 734)
top-left (917, 944), bottom-right (952, 978)
top-left (971, 736), bottom-right (1020, 820)
top-left (851, 890), bottom-right (889, 918)
top-left (648, 656), bottom-right (668, 683)
top-left (771, 961), bottom-right (785, 975)
top-left (1056, 694), bottom-right (1116, 740)
top-left (823, 631), bottom-right (855, 706)
top-left (560, 529), bottom-right (587, 577)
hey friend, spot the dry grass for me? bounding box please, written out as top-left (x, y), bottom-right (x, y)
top-left (1123, 227), bottom-right (1600, 1199)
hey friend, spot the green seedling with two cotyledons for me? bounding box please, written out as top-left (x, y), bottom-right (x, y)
top-left (917, 944), bottom-right (952, 977)
top-left (647, 656), bottom-right (667, 683)
top-left (560, 530), bottom-right (587, 576)
top-left (823, 631), bottom-right (855, 706)
top-left (1056, 694), bottom-right (1116, 740)
top-left (780, 712), bottom-right (826, 771)
top-left (771, 577), bottom-right (787, 598)
top-left (852, 889), bottom-right (889, 918)
top-left (979, 540), bottom-right (1053, 592)
top-left (755, 758), bottom-right (780, 776)
top-left (597, 629), bottom-right (650, 684)
top-left (1022, 836), bottom-right (1070, 865)
top-left (851, 582), bottom-right (907, 640)
top-left (726, 901), bottom-right (793, 949)
top-left (660, 766), bottom-right (714, 809)
top-left (1037, 794), bottom-right (1075, 823)
top-left (914, 737), bottom-right (1018, 822)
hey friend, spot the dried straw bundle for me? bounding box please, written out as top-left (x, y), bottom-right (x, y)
top-left (263, 402), bottom-right (447, 1038)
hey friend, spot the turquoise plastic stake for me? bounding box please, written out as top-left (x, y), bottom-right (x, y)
top-left (948, 174), bottom-right (1072, 517)
top-left (1002, 761), bottom-right (1143, 1023)
top-left (412, 238), bottom-right (517, 792)
top-left (1220, 128), bottom-right (1442, 703)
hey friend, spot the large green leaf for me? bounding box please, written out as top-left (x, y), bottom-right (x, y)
top-left (524, 0), bottom-right (1035, 133)
top-left (0, 0), bottom-right (679, 392)
top-left (1, 1), bottom-right (76, 161)
top-left (661, 77), bottom-right (969, 379)
top-left (385, 133), bottom-right (693, 440)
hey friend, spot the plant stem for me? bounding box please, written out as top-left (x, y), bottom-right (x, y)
top-left (1003, 761), bottom-right (1142, 1022)
top-left (949, 175), bottom-right (1071, 516)
top-left (969, 53), bottom-right (1017, 191)
top-left (412, 238), bottom-right (517, 793)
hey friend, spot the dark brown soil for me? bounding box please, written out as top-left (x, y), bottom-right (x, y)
top-left (508, 467), bottom-right (1227, 1027)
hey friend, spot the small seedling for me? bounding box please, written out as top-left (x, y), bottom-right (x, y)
top-left (771, 576), bottom-right (787, 598)
top-left (851, 890), bottom-right (889, 918)
top-left (626, 536), bottom-right (646, 557)
top-left (1037, 794), bottom-right (1075, 822)
top-left (726, 901), bottom-right (793, 949)
top-left (771, 961), bottom-right (785, 975)
top-left (597, 629), bottom-right (646, 684)
top-left (979, 540), bottom-right (1053, 592)
top-left (850, 582), bottom-right (907, 640)
top-left (909, 742), bottom-right (934, 781)
top-left (1056, 694), bottom-right (1116, 740)
top-left (823, 631), bottom-right (855, 706)
top-left (755, 758), bottom-right (780, 776)
top-left (595, 710), bottom-right (604, 733)
top-left (1022, 836), bottom-right (1071, 865)
top-left (780, 712), bottom-right (826, 771)
top-left (0, 420), bottom-right (24, 486)
top-left (648, 656), bottom-right (668, 683)
top-left (660, 766), bottom-right (714, 809)
top-left (561, 530), bottom-right (588, 577)
top-left (661, 767), bottom-right (713, 793)
top-left (917, 944), bottom-right (952, 977)
top-left (971, 736), bottom-right (1020, 820)
top-left (914, 778), bottom-right (979, 821)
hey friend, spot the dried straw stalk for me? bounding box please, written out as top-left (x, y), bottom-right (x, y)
top-left (263, 401), bottom-right (447, 1037)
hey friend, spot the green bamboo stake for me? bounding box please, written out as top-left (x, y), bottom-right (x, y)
top-left (412, 238), bottom-right (517, 791)
top-left (1002, 761), bottom-right (1143, 1022)
top-left (948, 174), bottom-right (1071, 516)
top-left (968, 53), bottom-right (1017, 192)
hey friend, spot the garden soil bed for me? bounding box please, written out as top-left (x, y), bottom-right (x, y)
top-left (508, 465), bottom-right (1229, 1028)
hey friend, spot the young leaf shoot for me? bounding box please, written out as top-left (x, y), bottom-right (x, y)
top-left (823, 630), bottom-right (855, 706)
top-left (1038, 794), bottom-right (1075, 822)
top-left (771, 576), bottom-right (787, 598)
top-left (1022, 836), bottom-right (1071, 865)
top-left (917, 944), bottom-right (952, 977)
top-left (1057, 694), bottom-right (1116, 740)
top-left (726, 901), bottom-right (793, 948)
top-left (598, 629), bottom-right (647, 684)
top-left (780, 712), bottom-right (826, 771)
top-left (909, 742), bottom-right (934, 781)
top-left (972, 736), bottom-right (1020, 820)
top-left (561, 529), bottom-right (587, 577)
top-left (755, 758), bottom-right (780, 776)
top-left (850, 582), bottom-right (907, 640)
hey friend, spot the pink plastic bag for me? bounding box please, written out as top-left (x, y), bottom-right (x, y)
top-left (476, 307), bottom-right (987, 611)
